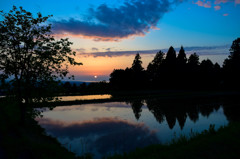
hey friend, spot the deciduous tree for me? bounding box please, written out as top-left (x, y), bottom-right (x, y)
top-left (0, 6), bottom-right (82, 122)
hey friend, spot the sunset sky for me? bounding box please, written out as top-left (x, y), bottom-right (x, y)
top-left (1, 0), bottom-right (240, 81)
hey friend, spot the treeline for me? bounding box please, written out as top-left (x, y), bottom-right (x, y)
top-left (59, 81), bottom-right (110, 95)
top-left (110, 38), bottom-right (240, 90)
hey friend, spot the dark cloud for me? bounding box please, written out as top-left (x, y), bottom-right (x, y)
top-left (77, 45), bottom-right (230, 57)
top-left (91, 47), bottom-right (99, 51)
top-left (52, 0), bottom-right (181, 41)
top-left (75, 48), bottom-right (86, 53)
top-left (105, 48), bottom-right (111, 52)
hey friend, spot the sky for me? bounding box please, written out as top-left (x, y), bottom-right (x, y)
top-left (1, 0), bottom-right (240, 81)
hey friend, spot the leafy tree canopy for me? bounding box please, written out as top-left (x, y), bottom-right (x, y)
top-left (0, 6), bottom-right (82, 104)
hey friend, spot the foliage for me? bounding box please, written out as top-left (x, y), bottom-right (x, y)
top-left (147, 51), bottom-right (165, 82)
top-left (109, 43), bottom-right (234, 90)
top-left (177, 46), bottom-right (187, 65)
top-left (131, 53), bottom-right (144, 72)
top-left (0, 6), bottom-right (82, 104)
top-left (223, 38), bottom-right (240, 88)
top-left (110, 54), bottom-right (148, 90)
top-left (165, 46), bottom-right (176, 64)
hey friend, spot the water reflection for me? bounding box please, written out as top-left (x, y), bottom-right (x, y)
top-left (37, 117), bottom-right (159, 157)
top-left (58, 94), bottom-right (111, 101)
top-left (37, 98), bottom-right (240, 158)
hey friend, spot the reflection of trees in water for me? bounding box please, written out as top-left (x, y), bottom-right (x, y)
top-left (126, 100), bottom-right (144, 120)
top-left (129, 98), bottom-right (239, 130)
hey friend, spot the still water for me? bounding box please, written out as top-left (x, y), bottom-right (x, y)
top-left (37, 98), bottom-right (236, 158)
top-left (58, 94), bottom-right (111, 101)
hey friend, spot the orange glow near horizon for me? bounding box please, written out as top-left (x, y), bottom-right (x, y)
top-left (69, 54), bottom-right (155, 77)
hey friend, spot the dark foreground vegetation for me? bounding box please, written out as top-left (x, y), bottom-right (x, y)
top-left (0, 98), bottom-right (85, 159)
top-left (106, 123), bottom-right (240, 159)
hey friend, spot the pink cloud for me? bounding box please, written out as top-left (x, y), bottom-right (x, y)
top-left (194, 0), bottom-right (212, 8)
top-left (195, 0), bottom-right (204, 6)
top-left (214, 5), bottom-right (221, 10)
top-left (204, 1), bottom-right (212, 8)
top-left (214, 0), bottom-right (240, 4)
top-left (235, 0), bottom-right (240, 4)
top-left (214, 0), bottom-right (229, 4)
top-left (223, 13), bottom-right (229, 16)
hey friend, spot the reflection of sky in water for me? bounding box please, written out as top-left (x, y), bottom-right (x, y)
top-left (37, 102), bottom-right (229, 158)
top-left (58, 94), bottom-right (111, 101)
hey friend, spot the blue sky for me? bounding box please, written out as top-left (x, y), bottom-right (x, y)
top-left (1, 0), bottom-right (239, 49)
top-left (1, 0), bottom-right (240, 81)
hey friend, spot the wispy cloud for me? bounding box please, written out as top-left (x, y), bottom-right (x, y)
top-left (91, 47), bottom-right (99, 51)
top-left (214, 0), bottom-right (229, 4)
top-left (51, 0), bottom-right (182, 41)
top-left (194, 0), bottom-right (211, 8)
top-left (194, 0), bottom-right (239, 10)
top-left (75, 48), bottom-right (86, 53)
top-left (76, 45), bottom-right (230, 58)
top-left (214, 5), bottom-right (221, 10)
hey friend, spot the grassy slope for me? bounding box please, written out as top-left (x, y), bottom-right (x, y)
top-left (106, 123), bottom-right (240, 159)
top-left (0, 99), bottom-right (80, 159)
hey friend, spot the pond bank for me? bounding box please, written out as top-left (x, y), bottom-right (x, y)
top-left (106, 122), bottom-right (240, 159)
top-left (0, 99), bottom-right (81, 159)
top-left (42, 90), bottom-right (240, 107)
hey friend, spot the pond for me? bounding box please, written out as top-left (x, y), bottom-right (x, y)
top-left (36, 98), bottom-right (238, 159)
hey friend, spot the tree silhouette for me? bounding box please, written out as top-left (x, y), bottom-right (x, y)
top-left (147, 51), bottom-right (164, 74)
top-left (188, 53), bottom-right (200, 67)
top-left (110, 54), bottom-right (147, 90)
top-left (176, 46), bottom-right (187, 89)
top-left (131, 53), bottom-right (144, 72)
top-left (165, 46), bottom-right (177, 64)
top-left (177, 46), bottom-right (187, 66)
top-left (199, 59), bottom-right (214, 89)
top-left (223, 38), bottom-right (240, 88)
top-left (0, 6), bottom-right (82, 123)
top-left (229, 38), bottom-right (240, 60)
top-left (164, 46), bottom-right (177, 88)
top-left (147, 51), bottom-right (165, 88)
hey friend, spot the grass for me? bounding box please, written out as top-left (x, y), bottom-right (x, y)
top-left (105, 123), bottom-right (240, 159)
top-left (0, 98), bottom-right (81, 159)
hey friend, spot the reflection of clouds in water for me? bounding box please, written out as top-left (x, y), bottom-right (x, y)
top-left (91, 108), bottom-right (99, 112)
top-left (37, 117), bottom-right (160, 156)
